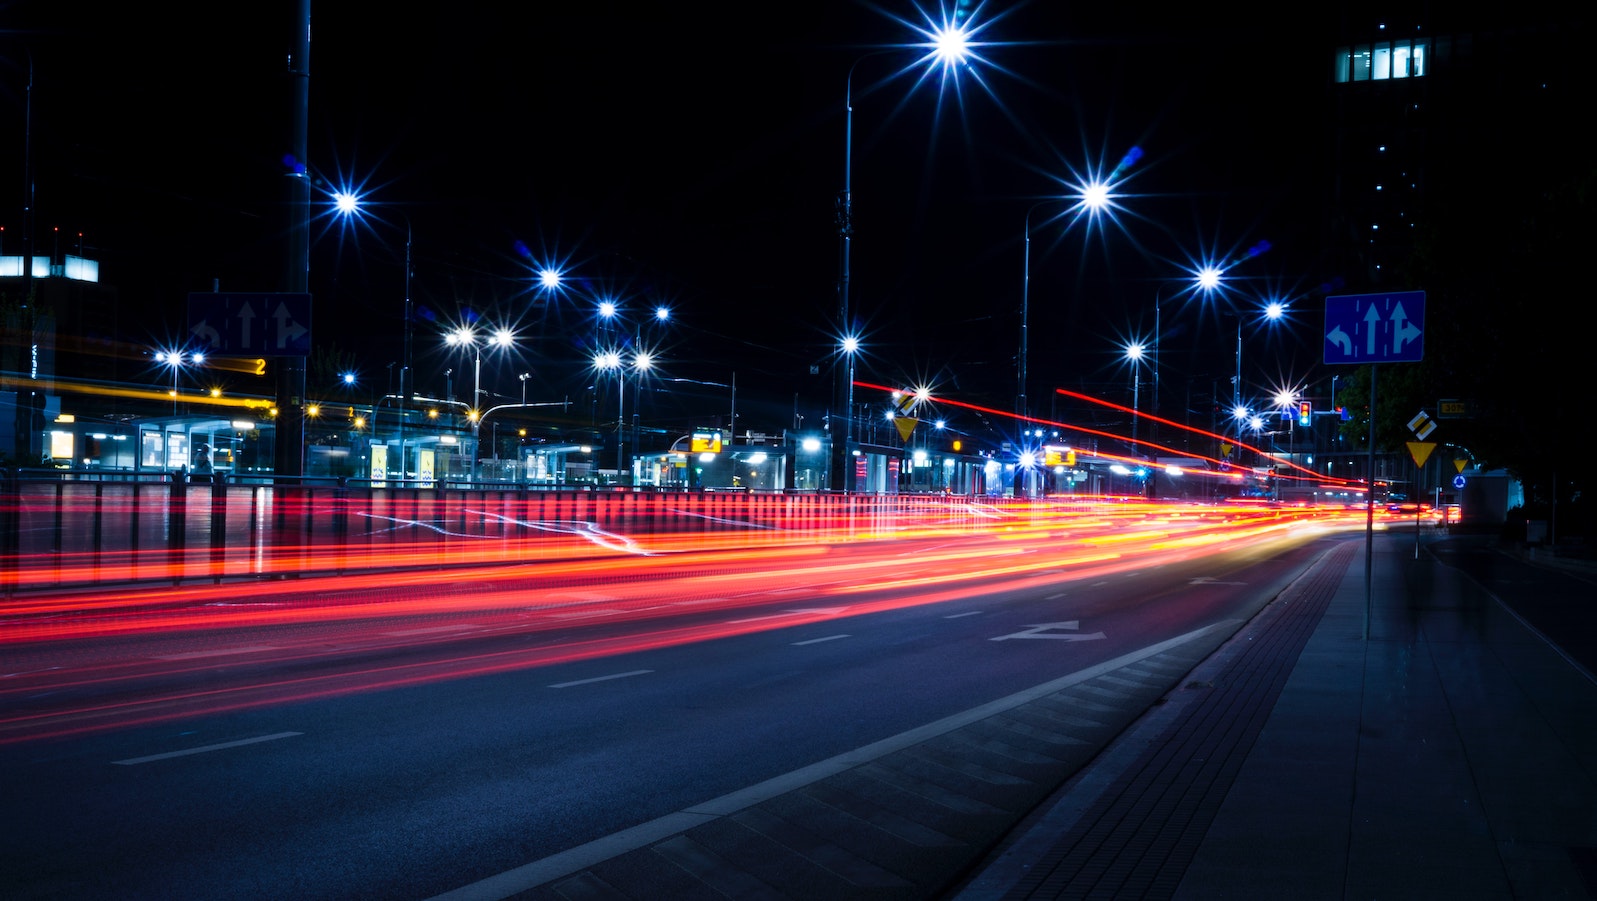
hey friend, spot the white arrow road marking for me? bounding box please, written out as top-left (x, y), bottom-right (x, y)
top-left (991, 621), bottom-right (1106, 642)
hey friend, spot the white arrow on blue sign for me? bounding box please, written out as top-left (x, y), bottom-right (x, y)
top-left (1324, 291), bottom-right (1424, 365)
top-left (187, 293), bottom-right (313, 356)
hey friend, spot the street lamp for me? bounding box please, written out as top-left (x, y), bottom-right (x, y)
top-left (331, 190), bottom-right (419, 484)
top-left (837, 334), bottom-right (860, 492)
top-left (444, 324), bottom-right (516, 471)
top-left (1019, 181), bottom-right (1112, 428)
top-left (832, 20), bottom-right (977, 492)
top-left (593, 348), bottom-right (651, 484)
top-left (1124, 342), bottom-right (1145, 447)
top-left (155, 350), bottom-right (204, 417)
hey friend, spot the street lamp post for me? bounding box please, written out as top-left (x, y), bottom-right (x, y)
top-left (1019, 185), bottom-right (1111, 428)
top-left (156, 350), bottom-right (204, 417)
top-left (1125, 343), bottom-right (1144, 447)
top-left (594, 349), bottom-right (650, 485)
top-left (445, 325), bottom-right (515, 478)
top-left (832, 27), bottom-right (973, 493)
top-left (332, 192), bottom-right (418, 485)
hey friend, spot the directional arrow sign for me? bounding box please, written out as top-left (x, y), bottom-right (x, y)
top-left (991, 621), bottom-right (1107, 642)
top-left (188, 293), bottom-right (312, 356)
top-left (1324, 291), bottom-right (1425, 364)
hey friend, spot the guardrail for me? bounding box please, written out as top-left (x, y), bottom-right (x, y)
top-left (0, 467), bottom-right (1073, 596)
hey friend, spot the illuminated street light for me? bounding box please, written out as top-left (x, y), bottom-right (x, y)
top-left (1020, 178), bottom-right (1114, 429)
top-left (594, 348), bottom-right (652, 484)
top-left (1124, 342), bottom-right (1147, 450)
top-left (331, 190), bottom-right (417, 482)
top-left (155, 350), bottom-right (205, 416)
top-left (838, 334), bottom-right (860, 493)
top-left (832, 15), bottom-right (985, 492)
top-left (444, 325), bottom-right (516, 472)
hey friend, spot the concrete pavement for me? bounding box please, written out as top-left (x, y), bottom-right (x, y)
top-left (948, 529), bottom-right (1597, 900)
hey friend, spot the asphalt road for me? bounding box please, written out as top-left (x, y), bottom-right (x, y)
top-left (2, 530), bottom-right (1337, 900)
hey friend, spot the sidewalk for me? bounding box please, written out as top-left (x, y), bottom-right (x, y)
top-left (949, 530), bottom-right (1597, 900)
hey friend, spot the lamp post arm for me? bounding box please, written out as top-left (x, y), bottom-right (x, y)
top-left (478, 401), bottom-right (569, 425)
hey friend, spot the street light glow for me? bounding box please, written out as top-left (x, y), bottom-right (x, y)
top-left (929, 23), bottom-right (971, 67)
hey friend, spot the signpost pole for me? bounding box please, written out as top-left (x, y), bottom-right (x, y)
top-left (1365, 364), bottom-right (1376, 641)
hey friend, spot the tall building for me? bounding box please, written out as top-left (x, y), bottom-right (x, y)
top-left (1325, 7), bottom-right (1579, 290)
top-left (0, 244), bottom-right (121, 464)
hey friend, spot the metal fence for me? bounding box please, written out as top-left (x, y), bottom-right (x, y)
top-left (1, 467), bottom-right (1079, 596)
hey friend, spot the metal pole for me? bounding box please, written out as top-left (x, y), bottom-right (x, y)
top-left (1234, 318), bottom-right (1243, 450)
top-left (1364, 363), bottom-right (1378, 640)
top-left (1132, 365), bottom-right (1139, 445)
top-left (275, 0), bottom-right (311, 479)
top-left (472, 349), bottom-right (482, 479)
top-left (831, 64), bottom-right (857, 494)
top-left (399, 221), bottom-right (411, 484)
top-left (1019, 212), bottom-right (1031, 425)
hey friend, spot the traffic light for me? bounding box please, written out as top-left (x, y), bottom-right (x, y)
top-left (1298, 401), bottom-right (1312, 426)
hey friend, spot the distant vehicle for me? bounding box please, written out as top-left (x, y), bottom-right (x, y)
top-left (1385, 500), bottom-right (1430, 515)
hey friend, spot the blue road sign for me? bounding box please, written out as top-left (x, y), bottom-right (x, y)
top-left (1323, 291), bottom-right (1425, 365)
top-left (188, 293), bottom-right (312, 356)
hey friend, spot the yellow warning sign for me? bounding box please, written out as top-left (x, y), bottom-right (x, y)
top-left (1406, 441), bottom-right (1436, 468)
top-left (1220, 443), bottom-right (1233, 458)
top-left (1454, 458), bottom-right (1469, 474)
top-left (894, 417), bottom-right (918, 442)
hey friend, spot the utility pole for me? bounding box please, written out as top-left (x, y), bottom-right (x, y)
top-left (275, 0), bottom-right (311, 479)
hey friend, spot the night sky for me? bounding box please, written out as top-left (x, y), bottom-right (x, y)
top-left (4, 2), bottom-right (1334, 434)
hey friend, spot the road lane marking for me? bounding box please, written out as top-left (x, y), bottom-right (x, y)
top-left (113, 732), bottom-right (302, 765)
top-left (791, 634), bottom-right (849, 646)
top-left (548, 670), bottom-right (653, 689)
top-left (943, 611), bottom-right (982, 619)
